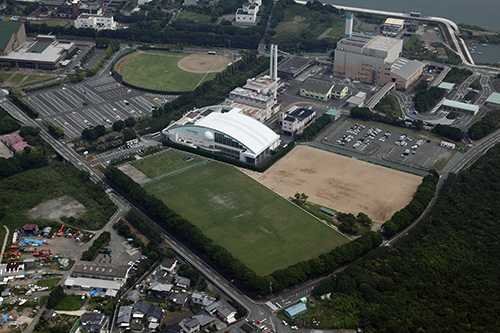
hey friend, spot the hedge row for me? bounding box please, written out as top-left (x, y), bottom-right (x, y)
top-left (381, 173), bottom-right (439, 238)
top-left (9, 90), bottom-right (38, 118)
top-left (295, 114), bottom-right (332, 142)
top-left (81, 231), bottom-right (111, 261)
top-left (162, 140), bottom-right (295, 173)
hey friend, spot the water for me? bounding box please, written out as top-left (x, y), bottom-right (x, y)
top-left (320, 0), bottom-right (500, 31)
top-left (468, 43), bottom-right (500, 65)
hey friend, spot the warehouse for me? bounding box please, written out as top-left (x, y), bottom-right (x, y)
top-left (284, 303), bottom-right (307, 319)
top-left (163, 105), bottom-right (280, 165)
top-left (299, 77), bottom-right (335, 101)
top-left (72, 262), bottom-right (130, 282)
top-left (277, 56), bottom-right (312, 80)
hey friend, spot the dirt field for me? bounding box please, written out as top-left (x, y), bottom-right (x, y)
top-left (118, 164), bottom-right (150, 184)
top-left (177, 54), bottom-right (231, 73)
top-left (28, 195), bottom-right (86, 222)
top-left (246, 146), bottom-right (423, 223)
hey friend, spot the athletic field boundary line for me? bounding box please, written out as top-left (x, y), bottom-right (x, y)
top-left (141, 160), bottom-right (212, 185)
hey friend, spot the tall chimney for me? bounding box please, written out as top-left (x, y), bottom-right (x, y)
top-left (345, 13), bottom-right (353, 38)
top-left (273, 44), bottom-right (278, 81)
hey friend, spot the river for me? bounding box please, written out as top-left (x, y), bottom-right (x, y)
top-left (320, 0), bottom-right (500, 31)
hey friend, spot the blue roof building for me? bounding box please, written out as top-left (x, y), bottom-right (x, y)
top-left (284, 303), bottom-right (307, 319)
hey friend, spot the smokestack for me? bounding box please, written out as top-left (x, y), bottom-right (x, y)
top-left (345, 13), bottom-right (353, 38)
top-left (270, 44), bottom-right (274, 79)
top-left (273, 44), bottom-right (278, 81)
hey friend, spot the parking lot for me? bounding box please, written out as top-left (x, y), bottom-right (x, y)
top-left (326, 119), bottom-right (457, 170)
top-left (24, 76), bottom-right (177, 139)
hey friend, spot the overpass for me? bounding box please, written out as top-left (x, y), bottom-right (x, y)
top-left (366, 82), bottom-right (395, 110)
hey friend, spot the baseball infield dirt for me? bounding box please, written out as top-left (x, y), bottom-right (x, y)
top-left (245, 146), bottom-right (423, 223)
top-left (177, 54), bottom-right (231, 73)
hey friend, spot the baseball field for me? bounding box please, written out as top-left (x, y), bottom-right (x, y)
top-left (246, 145), bottom-right (423, 223)
top-left (141, 161), bottom-right (349, 276)
top-left (115, 51), bottom-right (231, 92)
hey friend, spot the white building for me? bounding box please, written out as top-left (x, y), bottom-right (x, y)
top-left (235, 1), bottom-right (259, 25)
top-left (74, 14), bottom-right (117, 30)
top-left (280, 106), bottom-right (316, 136)
top-left (163, 105), bottom-right (280, 165)
top-left (383, 18), bottom-right (405, 36)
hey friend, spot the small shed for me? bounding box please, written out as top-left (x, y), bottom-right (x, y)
top-left (326, 109), bottom-right (342, 121)
top-left (284, 303), bottom-right (307, 319)
top-left (23, 224), bottom-right (39, 236)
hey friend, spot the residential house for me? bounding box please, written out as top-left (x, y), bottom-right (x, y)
top-left (146, 306), bottom-right (164, 323)
top-left (159, 258), bottom-right (178, 274)
top-left (180, 318), bottom-right (200, 333)
top-left (132, 301), bottom-right (150, 318)
top-left (191, 291), bottom-right (215, 307)
top-left (79, 312), bottom-right (108, 333)
top-left (130, 318), bottom-right (144, 332)
top-left (171, 292), bottom-right (190, 306)
top-left (116, 305), bottom-right (132, 328)
top-left (175, 276), bottom-right (191, 289)
top-left (191, 311), bottom-right (216, 328)
top-left (205, 299), bottom-right (237, 323)
top-left (148, 282), bottom-right (173, 299)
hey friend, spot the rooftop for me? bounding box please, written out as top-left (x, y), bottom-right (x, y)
top-left (278, 56), bottom-right (312, 75)
top-left (288, 108), bottom-right (315, 120)
top-left (385, 18), bottom-right (405, 26)
top-left (285, 302), bottom-right (307, 317)
top-left (0, 21), bottom-right (23, 52)
top-left (391, 58), bottom-right (424, 80)
top-left (486, 92), bottom-right (500, 105)
top-left (438, 82), bottom-right (455, 90)
top-left (64, 276), bottom-right (124, 291)
top-left (442, 99), bottom-right (479, 112)
top-left (366, 35), bottom-right (401, 51)
top-left (301, 77), bottom-right (335, 94)
top-left (0, 38), bottom-right (74, 64)
top-left (72, 262), bottom-right (129, 279)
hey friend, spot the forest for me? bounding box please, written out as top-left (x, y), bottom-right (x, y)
top-left (312, 144), bottom-right (500, 331)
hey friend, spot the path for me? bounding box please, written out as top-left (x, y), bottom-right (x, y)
top-left (0, 225), bottom-right (9, 257)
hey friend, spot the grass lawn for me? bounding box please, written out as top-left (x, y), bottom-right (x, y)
top-left (0, 164), bottom-right (116, 231)
top-left (118, 51), bottom-right (216, 92)
top-left (22, 75), bottom-right (55, 86)
top-left (54, 295), bottom-right (86, 311)
top-left (28, 19), bottom-right (70, 27)
top-left (9, 74), bottom-right (25, 83)
top-left (144, 162), bottom-right (349, 275)
top-left (177, 11), bottom-right (211, 21)
top-left (37, 277), bottom-right (61, 288)
top-left (0, 72), bottom-right (13, 81)
top-left (132, 150), bottom-right (203, 178)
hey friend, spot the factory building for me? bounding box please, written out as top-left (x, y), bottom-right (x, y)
top-left (334, 15), bottom-right (423, 89)
top-left (163, 105), bottom-right (280, 165)
top-left (277, 56), bottom-right (312, 80)
top-left (299, 77), bottom-right (335, 101)
top-left (225, 45), bottom-right (279, 121)
top-left (382, 18), bottom-right (405, 36)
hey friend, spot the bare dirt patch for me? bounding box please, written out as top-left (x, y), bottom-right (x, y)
top-left (177, 54), bottom-right (231, 73)
top-left (28, 195), bottom-right (85, 222)
top-left (118, 164), bottom-right (151, 184)
top-left (0, 143), bottom-right (12, 158)
top-left (245, 146), bottom-right (423, 223)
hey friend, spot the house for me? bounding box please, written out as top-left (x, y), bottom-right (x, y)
top-left (205, 300), bottom-right (237, 323)
top-left (171, 292), bottom-right (190, 306)
top-left (148, 282), bottom-right (173, 299)
top-left (192, 311), bottom-right (216, 328)
top-left (132, 301), bottom-right (150, 318)
top-left (23, 224), bottom-right (38, 236)
top-left (80, 312), bottom-right (108, 333)
top-left (160, 258), bottom-right (178, 274)
top-left (175, 276), bottom-right (191, 289)
top-left (191, 291), bottom-right (215, 307)
top-left (146, 306), bottom-right (163, 323)
top-left (116, 305), bottom-right (132, 328)
top-left (180, 317), bottom-right (200, 333)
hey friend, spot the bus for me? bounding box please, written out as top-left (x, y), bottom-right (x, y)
top-left (208, 51), bottom-right (217, 55)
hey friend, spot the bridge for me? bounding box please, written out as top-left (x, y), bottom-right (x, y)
top-left (366, 82), bottom-right (395, 110)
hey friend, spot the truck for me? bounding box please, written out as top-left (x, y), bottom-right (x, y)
top-left (99, 248), bottom-right (111, 254)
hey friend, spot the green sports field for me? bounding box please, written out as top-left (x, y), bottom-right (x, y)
top-left (118, 51), bottom-right (216, 92)
top-left (143, 161), bottom-right (349, 275)
top-left (132, 150), bottom-right (202, 178)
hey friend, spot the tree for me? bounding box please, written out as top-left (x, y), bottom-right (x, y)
top-left (357, 212), bottom-right (372, 225)
top-left (300, 192), bottom-right (308, 203)
top-left (124, 117), bottom-right (136, 128)
top-left (47, 285), bottom-right (64, 309)
top-left (113, 120), bottom-right (125, 131)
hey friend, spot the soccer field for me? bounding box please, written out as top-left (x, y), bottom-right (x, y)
top-left (143, 162), bottom-right (349, 276)
top-left (117, 51), bottom-right (217, 92)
